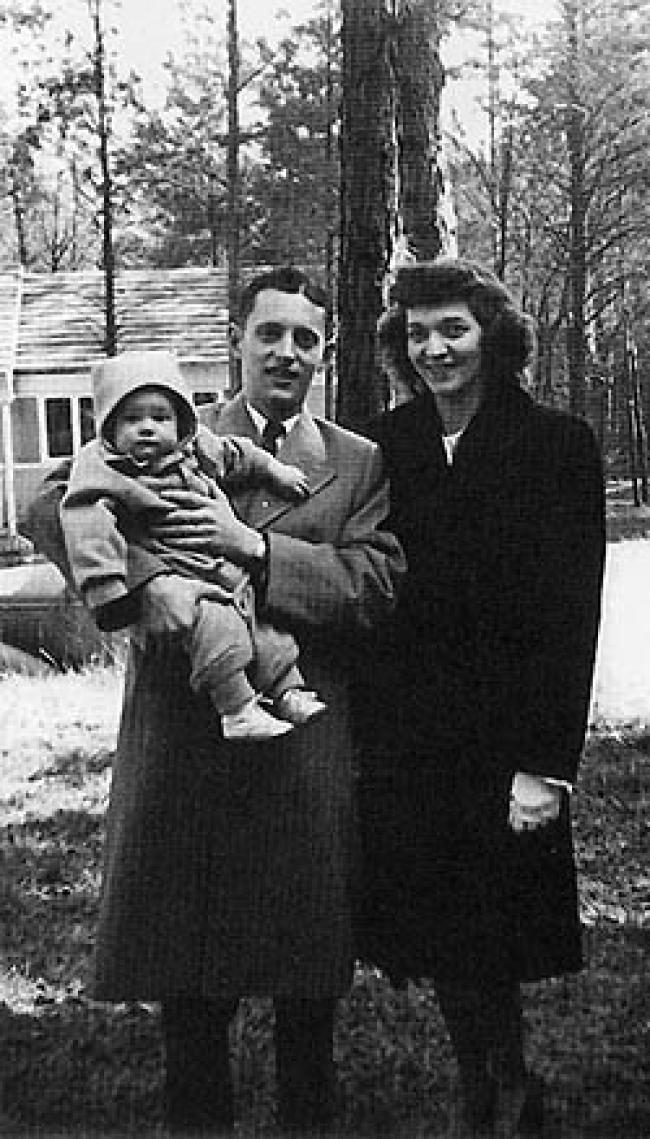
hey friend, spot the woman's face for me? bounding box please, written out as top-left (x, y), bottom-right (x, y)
top-left (406, 301), bottom-right (484, 411)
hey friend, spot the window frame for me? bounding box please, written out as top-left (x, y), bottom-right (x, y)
top-left (0, 394), bottom-right (97, 467)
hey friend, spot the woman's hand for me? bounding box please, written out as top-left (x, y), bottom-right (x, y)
top-left (150, 488), bottom-right (263, 565)
top-left (508, 771), bottom-right (562, 832)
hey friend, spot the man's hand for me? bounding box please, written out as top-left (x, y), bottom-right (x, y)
top-left (508, 771), bottom-right (562, 833)
top-left (270, 461), bottom-right (310, 500)
top-left (151, 488), bottom-right (263, 565)
top-left (138, 573), bottom-right (233, 639)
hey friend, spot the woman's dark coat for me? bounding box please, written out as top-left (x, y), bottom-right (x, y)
top-left (356, 382), bottom-right (605, 987)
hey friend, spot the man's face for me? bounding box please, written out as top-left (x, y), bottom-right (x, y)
top-left (236, 288), bottom-right (327, 421)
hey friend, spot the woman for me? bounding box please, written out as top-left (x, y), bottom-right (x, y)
top-left (358, 259), bottom-right (605, 1137)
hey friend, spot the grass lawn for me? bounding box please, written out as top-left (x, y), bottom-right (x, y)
top-left (606, 479), bottom-right (650, 542)
top-left (1, 660), bottom-right (649, 1137)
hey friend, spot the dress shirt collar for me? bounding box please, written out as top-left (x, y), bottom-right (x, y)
top-left (245, 400), bottom-right (300, 438)
top-left (441, 427), bottom-right (465, 465)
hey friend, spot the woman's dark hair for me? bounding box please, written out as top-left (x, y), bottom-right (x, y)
top-left (382, 257), bottom-right (534, 395)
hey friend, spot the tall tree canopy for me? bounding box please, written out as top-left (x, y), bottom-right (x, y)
top-left (1, 0), bottom-right (647, 451)
top-left (447, 0), bottom-right (649, 438)
top-left (249, 9), bottom-right (340, 270)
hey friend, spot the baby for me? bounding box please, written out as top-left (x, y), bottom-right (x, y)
top-left (61, 350), bottom-right (326, 741)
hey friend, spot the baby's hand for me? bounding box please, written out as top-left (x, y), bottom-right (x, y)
top-left (273, 462), bottom-right (310, 500)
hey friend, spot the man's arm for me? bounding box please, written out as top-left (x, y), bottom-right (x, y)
top-left (264, 439), bottom-right (406, 634)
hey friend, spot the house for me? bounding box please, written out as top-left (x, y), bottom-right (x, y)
top-left (0, 265), bottom-right (330, 540)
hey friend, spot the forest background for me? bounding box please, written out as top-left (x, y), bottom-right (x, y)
top-left (0, 2), bottom-right (649, 1135)
top-left (0, 0), bottom-right (648, 450)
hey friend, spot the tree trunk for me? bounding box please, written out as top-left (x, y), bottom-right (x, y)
top-left (337, 0), bottom-right (445, 430)
top-left (11, 182), bottom-right (28, 267)
top-left (324, 0), bottom-right (336, 421)
top-left (395, 0), bottom-right (445, 259)
top-left (486, 0), bottom-right (499, 273)
top-left (566, 0), bottom-right (586, 416)
top-left (498, 124), bottom-right (513, 280)
top-left (70, 156), bottom-right (79, 267)
top-left (208, 173), bottom-right (218, 268)
top-left (227, 0), bottom-right (241, 394)
top-left (91, 0), bottom-right (117, 356)
top-left (631, 351), bottom-right (648, 503)
top-left (51, 169), bottom-right (62, 272)
top-left (337, 0), bottom-right (400, 431)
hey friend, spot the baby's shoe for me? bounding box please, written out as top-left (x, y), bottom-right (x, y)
top-left (222, 697), bottom-right (293, 741)
top-left (274, 688), bottom-right (327, 725)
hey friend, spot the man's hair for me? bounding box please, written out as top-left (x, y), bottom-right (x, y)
top-left (384, 257), bottom-right (534, 394)
top-left (237, 266), bottom-right (331, 325)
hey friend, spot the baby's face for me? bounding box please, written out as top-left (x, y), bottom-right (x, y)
top-left (112, 386), bottom-right (179, 462)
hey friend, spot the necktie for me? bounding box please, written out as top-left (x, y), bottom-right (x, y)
top-left (261, 419), bottom-right (286, 455)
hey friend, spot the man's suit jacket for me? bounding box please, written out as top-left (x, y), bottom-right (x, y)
top-left (202, 394), bottom-right (403, 640)
top-left (25, 393), bottom-right (404, 1002)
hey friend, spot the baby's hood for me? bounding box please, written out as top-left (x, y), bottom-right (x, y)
top-left (92, 350), bottom-right (197, 444)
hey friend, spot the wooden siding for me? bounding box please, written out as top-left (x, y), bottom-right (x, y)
top-left (0, 271), bottom-right (22, 396)
top-left (7, 267), bottom-right (231, 374)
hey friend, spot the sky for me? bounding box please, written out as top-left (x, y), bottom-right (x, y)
top-left (116, 0), bottom-right (555, 134)
top-left (119, 0), bottom-right (559, 149)
top-left (441, 0), bottom-right (559, 149)
top-left (117, 0), bottom-right (319, 99)
top-left (0, 0), bottom-right (318, 117)
top-left (1, 0), bottom-right (558, 147)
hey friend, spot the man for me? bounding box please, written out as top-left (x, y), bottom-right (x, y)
top-left (25, 266), bottom-right (404, 1134)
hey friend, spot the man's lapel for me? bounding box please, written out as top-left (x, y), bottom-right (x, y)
top-left (205, 395), bottom-right (337, 529)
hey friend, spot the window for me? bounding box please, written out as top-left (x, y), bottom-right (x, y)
top-left (194, 391), bottom-right (221, 407)
top-left (10, 397), bottom-right (40, 462)
top-left (80, 396), bottom-right (95, 443)
top-left (3, 394), bottom-right (97, 465)
top-left (46, 397), bottom-right (73, 458)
